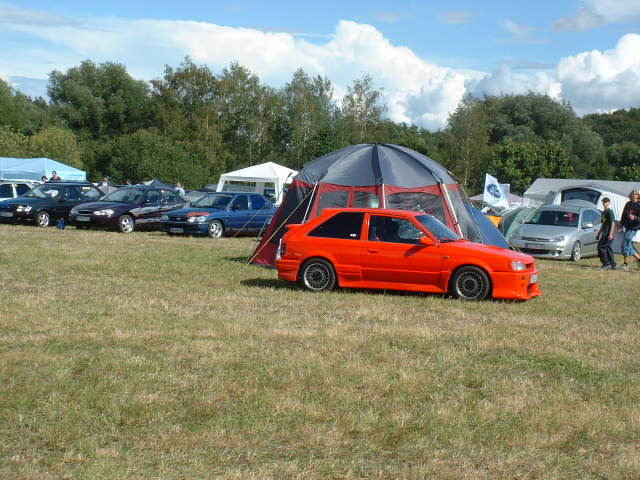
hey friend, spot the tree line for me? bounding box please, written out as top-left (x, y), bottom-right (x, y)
top-left (1, 57), bottom-right (639, 195)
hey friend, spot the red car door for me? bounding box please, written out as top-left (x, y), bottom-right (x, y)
top-left (361, 214), bottom-right (443, 287)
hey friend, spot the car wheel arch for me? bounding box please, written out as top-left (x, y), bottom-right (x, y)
top-left (448, 263), bottom-right (493, 297)
top-left (297, 255), bottom-right (340, 286)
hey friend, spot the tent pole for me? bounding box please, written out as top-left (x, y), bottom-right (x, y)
top-left (302, 181), bottom-right (319, 223)
top-left (441, 183), bottom-right (463, 237)
top-left (381, 183), bottom-right (386, 208)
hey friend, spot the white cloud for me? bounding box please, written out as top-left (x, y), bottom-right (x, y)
top-left (557, 33), bottom-right (640, 114)
top-left (437, 10), bottom-right (476, 25)
top-left (553, 7), bottom-right (604, 31)
top-left (2, 9), bottom-right (640, 130)
top-left (501, 19), bottom-right (534, 36)
top-left (470, 66), bottom-right (562, 100)
top-left (553, 0), bottom-right (640, 31)
top-left (0, 5), bottom-right (80, 27)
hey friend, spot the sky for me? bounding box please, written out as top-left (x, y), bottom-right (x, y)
top-left (1, 0), bottom-right (640, 130)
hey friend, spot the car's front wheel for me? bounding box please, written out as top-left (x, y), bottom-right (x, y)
top-left (35, 210), bottom-right (50, 227)
top-left (299, 258), bottom-right (337, 292)
top-left (451, 266), bottom-right (490, 301)
top-left (118, 214), bottom-right (135, 233)
top-left (570, 241), bottom-right (581, 262)
top-left (207, 220), bottom-right (224, 238)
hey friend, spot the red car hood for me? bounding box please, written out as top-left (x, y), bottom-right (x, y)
top-left (444, 240), bottom-right (535, 263)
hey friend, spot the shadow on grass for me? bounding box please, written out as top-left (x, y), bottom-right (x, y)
top-left (241, 278), bottom-right (297, 290)
top-left (240, 278), bottom-right (515, 303)
top-left (226, 256), bottom-right (252, 264)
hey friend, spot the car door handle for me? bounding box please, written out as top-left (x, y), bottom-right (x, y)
top-left (368, 249), bottom-right (379, 254)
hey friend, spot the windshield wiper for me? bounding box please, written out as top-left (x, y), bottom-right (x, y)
top-left (439, 237), bottom-right (459, 243)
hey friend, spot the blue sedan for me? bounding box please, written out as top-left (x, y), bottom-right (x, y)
top-left (162, 192), bottom-right (276, 238)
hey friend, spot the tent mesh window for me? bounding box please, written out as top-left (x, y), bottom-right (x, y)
top-left (317, 191), bottom-right (349, 215)
top-left (446, 187), bottom-right (482, 243)
top-left (386, 192), bottom-right (446, 224)
top-left (353, 191), bottom-right (379, 208)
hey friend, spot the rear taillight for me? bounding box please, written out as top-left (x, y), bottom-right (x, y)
top-left (276, 239), bottom-right (287, 261)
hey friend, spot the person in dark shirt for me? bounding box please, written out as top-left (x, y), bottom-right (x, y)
top-left (619, 190), bottom-right (640, 271)
top-left (597, 197), bottom-right (617, 270)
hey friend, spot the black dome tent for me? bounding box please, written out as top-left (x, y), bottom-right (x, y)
top-left (250, 143), bottom-right (490, 267)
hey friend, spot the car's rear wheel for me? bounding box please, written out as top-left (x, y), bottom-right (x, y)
top-left (118, 214), bottom-right (135, 233)
top-left (299, 258), bottom-right (337, 292)
top-left (36, 210), bottom-right (50, 227)
top-left (451, 266), bottom-right (490, 301)
top-left (570, 241), bottom-right (581, 262)
top-left (207, 220), bottom-right (224, 238)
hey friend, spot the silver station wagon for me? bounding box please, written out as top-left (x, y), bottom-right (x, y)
top-left (509, 200), bottom-right (602, 261)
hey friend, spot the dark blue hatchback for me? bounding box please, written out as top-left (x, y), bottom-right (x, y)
top-left (162, 192), bottom-right (276, 238)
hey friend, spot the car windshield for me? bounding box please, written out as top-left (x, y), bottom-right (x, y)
top-left (526, 210), bottom-right (579, 227)
top-left (102, 188), bottom-right (145, 203)
top-left (193, 194), bottom-right (233, 208)
top-left (25, 184), bottom-right (63, 199)
top-left (416, 215), bottom-right (461, 242)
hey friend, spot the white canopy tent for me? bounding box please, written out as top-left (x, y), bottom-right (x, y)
top-left (216, 162), bottom-right (298, 205)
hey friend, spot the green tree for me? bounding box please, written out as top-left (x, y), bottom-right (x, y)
top-left (482, 93), bottom-right (606, 178)
top-left (488, 139), bottom-right (575, 195)
top-left (48, 60), bottom-right (151, 140)
top-left (444, 95), bottom-right (490, 192)
top-left (30, 127), bottom-right (83, 169)
top-left (281, 68), bottom-right (335, 168)
top-left (0, 126), bottom-right (31, 157)
top-left (339, 74), bottom-right (386, 144)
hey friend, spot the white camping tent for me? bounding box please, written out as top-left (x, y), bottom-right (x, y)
top-left (216, 162), bottom-right (298, 205)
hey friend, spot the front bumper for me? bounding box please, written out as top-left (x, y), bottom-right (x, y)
top-left (162, 220), bottom-right (209, 235)
top-left (510, 239), bottom-right (571, 260)
top-left (491, 269), bottom-right (541, 300)
top-left (69, 213), bottom-right (118, 228)
top-left (0, 208), bottom-right (35, 223)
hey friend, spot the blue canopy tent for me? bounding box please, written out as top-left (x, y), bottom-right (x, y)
top-left (0, 157), bottom-right (86, 181)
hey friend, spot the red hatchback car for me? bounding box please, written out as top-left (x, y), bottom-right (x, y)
top-left (276, 208), bottom-right (541, 301)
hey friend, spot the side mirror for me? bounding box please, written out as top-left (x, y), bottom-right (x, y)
top-left (419, 235), bottom-right (436, 246)
top-left (582, 222), bottom-right (594, 229)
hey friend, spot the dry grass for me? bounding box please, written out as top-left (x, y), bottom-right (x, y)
top-left (1, 224), bottom-right (639, 479)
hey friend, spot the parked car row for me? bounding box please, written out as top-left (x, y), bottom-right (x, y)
top-left (0, 181), bottom-right (276, 236)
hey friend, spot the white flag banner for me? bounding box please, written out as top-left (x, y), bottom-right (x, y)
top-left (483, 173), bottom-right (510, 209)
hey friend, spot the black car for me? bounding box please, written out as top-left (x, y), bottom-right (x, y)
top-left (68, 186), bottom-right (187, 233)
top-left (0, 181), bottom-right (103, 227)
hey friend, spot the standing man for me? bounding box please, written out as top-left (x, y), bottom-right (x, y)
top-left (597, 197), bottom-right (616, 270)
top-left (620, 190), bottom-right (640, 271)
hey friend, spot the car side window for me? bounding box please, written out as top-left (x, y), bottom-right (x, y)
top-left (308, 212), bottom-right (364, 240)
top-left (369, 215), bottom-right (423, 244)
top-left (583, 210), bottom-right (600, 226)
top-left (16, 184), bottom-right (31, 196)
top-left (65, 187), bottom-right (82, 200)
top-left (231, 195), bottom-right (248, 210)
top-left (81, 186), bottom-right (102, 200)
top-left (146, 190), bottom-right (161, 204)
top-left (250, 195), bottom-right (265, 210)
top-left (161, 190), bottom-right (178, 204)
top-left (0, 184), bottom-right (12, 197)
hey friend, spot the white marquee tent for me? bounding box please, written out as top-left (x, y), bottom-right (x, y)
top-left (216, 162), bottom-right (298, 205)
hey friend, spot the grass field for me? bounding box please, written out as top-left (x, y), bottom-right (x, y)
top-left (1, 224), bottom-right (639, 479)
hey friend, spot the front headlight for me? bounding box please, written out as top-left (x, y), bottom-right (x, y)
top-left (188, 216), bottom-right (208, 223)
top-left (161, 215), bottom-right (169, 221)
top-left (94, 209), bottom-right (114, 216)
top-left (70, 207), bottom-right (78, 215)
top-left (510, 260), bottom-right (527, 271)
top-left (550, 236), bottom-right (565, 243)
top-left (16, 205), bottom-right (32, 213)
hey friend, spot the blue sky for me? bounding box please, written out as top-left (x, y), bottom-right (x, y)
top-left (2, 0), bottom-right (640, 129)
